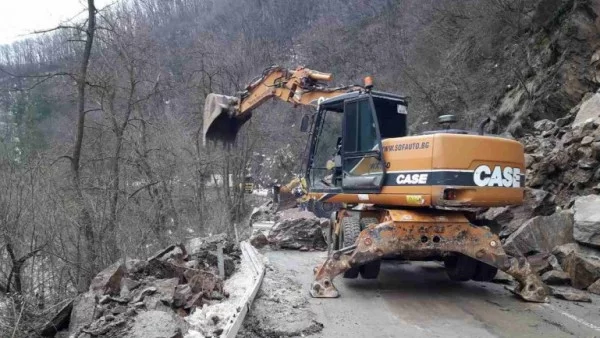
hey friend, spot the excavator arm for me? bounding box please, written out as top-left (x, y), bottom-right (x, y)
top-left (202, 65), bottom-right (362, 145)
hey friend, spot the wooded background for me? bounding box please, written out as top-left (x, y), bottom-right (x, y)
top-left (1, 0), bottom-right (597, 335)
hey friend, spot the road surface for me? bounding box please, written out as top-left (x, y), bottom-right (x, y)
top-left (264, 250), bottom-right (600, 338)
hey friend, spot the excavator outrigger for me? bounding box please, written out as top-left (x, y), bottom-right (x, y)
top-left (203, 65), bottom-right (548, 303)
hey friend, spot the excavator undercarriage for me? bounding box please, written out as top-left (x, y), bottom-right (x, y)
top-left (311, 209), bottom-right (548, 302)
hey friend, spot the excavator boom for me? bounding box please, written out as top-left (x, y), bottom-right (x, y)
top-left (202, 65), bottom-right (361, 145)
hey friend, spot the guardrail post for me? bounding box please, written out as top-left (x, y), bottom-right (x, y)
top-left (217, 243), bottom-right (225, 279)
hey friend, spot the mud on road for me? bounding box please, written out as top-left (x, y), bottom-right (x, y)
top-left (240, 250), bottom-right (600, 338)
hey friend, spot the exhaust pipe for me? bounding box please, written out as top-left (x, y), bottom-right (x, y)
top-left (478, 116), bottom-right (491, 135)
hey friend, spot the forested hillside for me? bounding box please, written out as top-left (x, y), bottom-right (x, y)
top-left (0, 0), bottom-right (599, 335)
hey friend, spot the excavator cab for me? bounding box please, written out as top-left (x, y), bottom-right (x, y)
top-left (306, 91), bottom-right (407, 194)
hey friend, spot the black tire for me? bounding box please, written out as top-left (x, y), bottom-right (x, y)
top-left (326, 222), bottom-right (333, 257)
top-left (311, 201), bottom-right (341, 218)
top-left (472, 262), bottom-right (498, 282)
top-left (444, 255), bottom-right (477, 282)
top-left (360, 261), bottom-right (381, 279)
top-left (359, 217), bottom-right (381, 279)
top-left (342, 214), bottom-right (361, 279)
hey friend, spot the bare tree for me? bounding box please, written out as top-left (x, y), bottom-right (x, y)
top-left (69, 0), bottom-right (97, 292)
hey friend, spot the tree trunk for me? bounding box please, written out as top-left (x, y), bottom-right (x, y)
top-left (71, 0), bottom-right (97, 292)
top-left (5, 243), bottom-right (42, 295)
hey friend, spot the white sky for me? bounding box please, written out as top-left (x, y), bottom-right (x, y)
top-left (0, 0), bottom-right (115, 45)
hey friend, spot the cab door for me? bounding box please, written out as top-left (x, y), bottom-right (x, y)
top-left (341, 96), bottom-right (385, 193)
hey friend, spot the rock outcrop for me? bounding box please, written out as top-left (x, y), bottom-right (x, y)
top-left (483, 92), bottom-right (600, 301)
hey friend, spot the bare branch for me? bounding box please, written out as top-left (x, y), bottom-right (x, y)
top-left (33, 25), bottom-right (86, 34)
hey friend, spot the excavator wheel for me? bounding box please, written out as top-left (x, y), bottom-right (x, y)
top-left (341, 214), bottom-right (361, 279)
top-left (359, 217), bottom-right (381, 279)
top-left (444, 254), bottom-right (477, 282)
top-left (309, 200), bottom-right (341, 218)
top-left (473, 262), bottom-right (498, 282)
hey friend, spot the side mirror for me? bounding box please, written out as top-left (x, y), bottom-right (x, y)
top-left (300, 115), bottom-right (310, 132)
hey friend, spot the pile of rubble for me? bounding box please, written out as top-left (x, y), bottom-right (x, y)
top-left (41, 234), bottom-right (240, 338)
top-left (483, 94), bottom-right (600, 302)
top-left (250, 208), bottom-right (328, 251)
top-left (520, 92), bottom-right (600, 207)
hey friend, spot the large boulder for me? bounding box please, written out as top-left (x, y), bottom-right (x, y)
top-left (541, 270), bottom-right (571, 285)
top-left (552, 242), bottom-right (600, 267)
top-left (268, 217), bottom-right (327, 251)
top-left (552, 243), bottom-right (580, 267)
top-left (564, 252), bottom-right (600, 289)
top-left (588, 279), bottom-right (600, 295)
top-left (482, 188), bottom-right (556, 238)
top-left (526, 252), bottom-right (553, 274)
top-left (250, 200), bottom-right (278, 223)
top-left (503, 211), bottom-right (574, 256)
top-left (550, 286), bottom-right (592, 302)
top-left (249, 231), bottom-right (269, 249)
top-left (68, 292), bottom-right (97, 337)
top-left (573, 195), bottom-right (600, 247)
top-left (152, 278), bottom-right (179, 306)
top-left (572, 92), bottom-right (600, 126)
top-left (89, 263), bottom-right (125, 296)
top-left (40, 301), bottom-right (73, 336)
top-left (186, 233), bottom-right (235, 256)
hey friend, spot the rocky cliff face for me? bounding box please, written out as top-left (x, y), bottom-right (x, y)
top-left (493, 0), bottom-right (600, 137)
top-left (483, 89), bottom-right (600, 299)
top-left (522, 107), bottom-right (600, 207)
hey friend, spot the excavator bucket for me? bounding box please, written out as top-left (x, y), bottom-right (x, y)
top-left (202, 93), bottom-right (247, 146)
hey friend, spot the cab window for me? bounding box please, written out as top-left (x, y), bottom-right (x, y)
top-left (373, 97), bottom-right (407, 139)
top-left (309, 109), bottom-right (343, 190)
top-left (343, 100), bottom-right (378, 153)
top-left (341, 98), bottom-right (384, 192)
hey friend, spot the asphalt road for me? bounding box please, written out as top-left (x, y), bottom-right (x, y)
top-left (265, 250), bottom-right (600, 338)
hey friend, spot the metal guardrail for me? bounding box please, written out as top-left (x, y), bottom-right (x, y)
top-left (222, 241), bottom-right (266, 338)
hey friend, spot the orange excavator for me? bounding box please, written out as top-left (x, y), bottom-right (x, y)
top-left (203, 65), bottom-right (548, 302)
